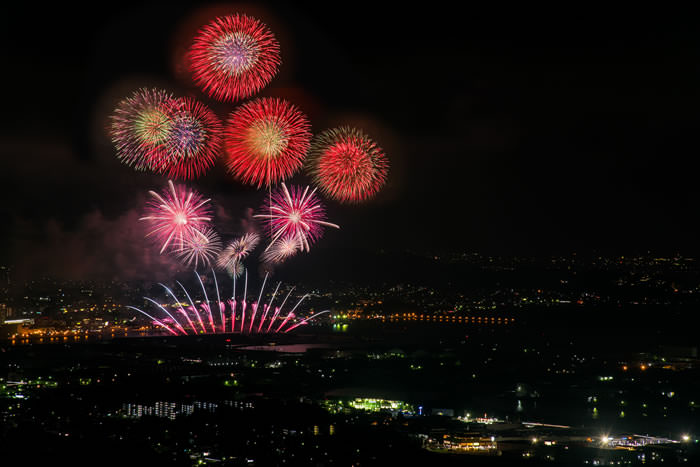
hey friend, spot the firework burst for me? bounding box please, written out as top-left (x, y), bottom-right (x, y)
top-left (307, 127), bottom-right (389, 203)
top-left (223, 97), bottom-right (311, 188)
top-left (148, 97), bottom-right (222, 179)
top-left (140, 180), bottom-right (212, 254)
top-left (254, 182), bottom-right (339, 253)
top-left (217, 232), bottom-right (260, 272)
top-left (188, 14), bottom-right (281, 102)
top-left (109, 88), bottom-right (177, 171)
top-left (261, 234), bottom-right (299, 264)
top-left (175, 226), bottom-right (222, 268)
top-left (225, 259), bottom-right (245, 278)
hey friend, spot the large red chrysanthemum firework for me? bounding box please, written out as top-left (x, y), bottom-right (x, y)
top-left (109, 88), bottom-right (178, 172)
top-left (223, 97), bottom-right (311, 188)
top-left (188, 14), bottom-right (281, 102)
top-left (306, 127), bottom-right (389, 203)
top-left (149, 97), bottom-right (222, 180)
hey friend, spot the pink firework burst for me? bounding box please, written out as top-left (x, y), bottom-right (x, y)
top-left (217, 232), bottom-right (260, 271)
top-left (140, 180), bottom-right (213, 254)
top-left (253, 182), bottom-right (340, 253)
top-left (150, 97), bottom-right (222, 180)
top-left (188, 14), bottom-right (281, 102)
top-left (261, 234), bottom-right (299, 264)
top-left (109, 88), bottom-right (177, 172)
top-left (175, 227), bottom-right (222, 268)
top-left (223, 97), bottom-right (311, 188)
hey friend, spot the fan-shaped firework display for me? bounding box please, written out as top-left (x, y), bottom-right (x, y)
top-left (140, 180), bottom-right (212, 254)
top-left (261, 234), bottom-right (299, 264)
top-left (217, 232), bottom-right (260, 271)
top-left (254, 182), bottom-right (339, 253)
top-left (151, 97), bottom-right (222, 179)
top-left (175, 226), bottom-right (222, 268)
top-left (223, 98), bottom-right (311, 188)
top-left (307, 127), bottom-right (389, 203)
top-left (110, 88), bottom-right (177, 171)
top-left (127, 270), bottom-right (329, 335)
top-left (188, 14), bottom-right (281, 102)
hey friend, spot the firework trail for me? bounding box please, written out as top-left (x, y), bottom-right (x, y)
top-left (217, 232), bottom-right (260, 274)
top-left (188, 14), bottom-right (281, 102)
top-left (241, 270), bottom-right (248, 333)
top-left (223, 98), bottom-right (311, 188)
top-left (140, 180), bottom-right (212, 254)
top-left (110, 88), bottom-right (177, 172)
top-left (177, 280), bottom-right (207, 333)
top-left (212, 270), bottom-right (224, 332)
top-left (267, 286), bottom-right (294, 333)
top-left (196, 272), bottom-right (216, 333)
top-left (127, 270), bottom-right (327, 335)
top-left (126, 306), bottom-right (179, 336)
top-left (175, 227), bottom-right (222, 269)
top-left (258, 282), bottom-right (280, 333)
top-left (249, 272), bottom-right (268, 333)
top-left (159, 283), bottom-right (197, 333)
top-left (254, 182), bottom-right (339, 253)
top-left (284, 310), bottom-right (331, 333)
top-left (275, 293), bottom-right (308, 333)
top-left (153, 97), bottom-right (222, 180)
top-left (143, 297), bottom-right (188, 335)
top-left (307, 126), bottom-right (389, 203)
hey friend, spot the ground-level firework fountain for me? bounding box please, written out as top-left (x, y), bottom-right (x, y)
top-left (127, 270), bottom-right (329, 336)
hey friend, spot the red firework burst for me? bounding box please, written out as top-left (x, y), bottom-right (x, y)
top-left (149, 97), bottom-right (222, 180)
top-left (306, 127), bottom-right (389, 203)
top-left (223, 97), bottom-right (311, 187)
top-left (188, 14), bottom-right (281, 102)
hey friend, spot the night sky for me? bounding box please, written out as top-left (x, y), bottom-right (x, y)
top-left (2, 4), bottom-right (700, 281)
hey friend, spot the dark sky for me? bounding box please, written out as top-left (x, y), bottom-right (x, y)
top-left (2, 3), bottom-right (700, 280)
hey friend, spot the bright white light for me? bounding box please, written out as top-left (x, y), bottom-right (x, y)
top-left (682, 434), bottom-right (690, 442)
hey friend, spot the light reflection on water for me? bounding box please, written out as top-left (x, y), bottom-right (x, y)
top-left (236, 343), bottom-right (333, 353)
top-left (5, 331), bottom-right (155, 346)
